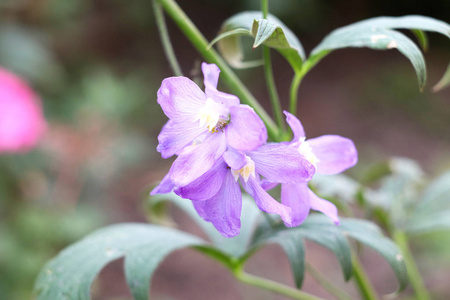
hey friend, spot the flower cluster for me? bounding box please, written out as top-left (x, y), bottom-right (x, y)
top-left (152, 63), bottom-right (357, 237)
top-left (0, 67), bottom-right (46, 153)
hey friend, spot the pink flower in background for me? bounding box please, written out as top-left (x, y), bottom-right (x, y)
top-left (0, 67), bottom-right (46, 153)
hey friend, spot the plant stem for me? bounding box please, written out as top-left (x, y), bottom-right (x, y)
top-left (261, 0), bottom-right (284, 131)
top-left (152, 0), bottom-right (183, 76)
top-left (289, 71), bottom-right (304, 114)
top-left (393, 230), bottom-right (430, 300)
top-left (157, 0), bottom-right (281, 140)
top-left (351, 255), bottom-right (378, 300)
top-left (234, 267), bottom-right (323, 300)
top-left (305, 263), bottom-right (353, 300)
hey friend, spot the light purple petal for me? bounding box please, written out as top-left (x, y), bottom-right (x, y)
top-left (310, 192), bottom-right (340, 225)
top-left (202, 63), bottom-right (240, 108)
top-left (242, 177), bottom-right (292, 226)
top-left (169, 133), bottom-right (227, 186)
top-left (150, 173), bottom-right (175, 195)
top-left (199, 170), bottom-right (242, 238)
top-left (193, 200), bottom-right (209, 221)
top-left (175, 159), bottom-right (228, 201)
top-left (260, 179), bottom-right (279, 191)
top-left (156, 120), bottom-right (206, 159)
top-left (157, 77), bottom-right (206, 120)
top-left (281, 183), bottom-right (311, 227)
top-left (284, 111), bottom-right (305, 143)
top-left (225, 105), bottom-right (268, 152)
top-left (248, 143), bottom-right (315, 183)
top-left (308, 135), bottom-right (358, 175)
top-left (223, 148), bottom-right (246, 170)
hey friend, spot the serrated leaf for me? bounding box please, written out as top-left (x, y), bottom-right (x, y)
top-left (311, 15), bottom-right (450, 90)
top-left (148, 192), bottom-right (261, 258)
top-left (34, 224), bottom-right (205, 300)
top-left (433, 63), bottom-right (450, 92)
top-left (339, 219), bottom-right (408, 290)
top-left (215, 11), bottom-right (305, 71)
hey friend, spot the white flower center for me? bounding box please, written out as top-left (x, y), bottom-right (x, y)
top-left (196, 98), bottom-right (229, 133)
top-left (298, 137), bottom-right (320, 167)
top-left (231, 155), bottom-right (256, 182)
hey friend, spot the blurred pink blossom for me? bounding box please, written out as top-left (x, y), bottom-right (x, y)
top-left (0, 67), bottom-right (46, 153)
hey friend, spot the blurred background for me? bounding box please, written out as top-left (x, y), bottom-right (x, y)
top-left (0, 0), bottom-right (448, 299)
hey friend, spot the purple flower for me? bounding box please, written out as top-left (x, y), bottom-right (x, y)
top-left (174, 144), bottom-right (315, 237)
top-left (280, 111), bottom-right (358, 226)
top-left (156, 63), bottom-right (267, 186)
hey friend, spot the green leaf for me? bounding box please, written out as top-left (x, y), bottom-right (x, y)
top-left (433, 63), bottom-right (450, 92)
top-left (34, 224), bottom-right (205, 300)
top-left (415, 171), bottom-right (450, 214)
top-left (215, 11), bottom-right (305, 71)
top-left (339, 219), bottom-right (408, 290)
top-left (311, 15), bottom-right (450, 90)
top-left (251, 18), bottom-right (305, 71)
top-left (148, 192), bottom-right (261, 258)
top-left (411, 29), bottom-right (429, 51)
top-left (407, 211), bottom-right (450, 235)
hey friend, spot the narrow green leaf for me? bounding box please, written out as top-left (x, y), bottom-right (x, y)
top-left (215, 11), bottom-right (305, 71)
top-left (34, 224), bottom-right (204, 300)
top-left (433, 63), bottom-right (450, 92)
top-left (339, 219), bottom-right (408, 290)
top-left (411, 29), bottom-right (429, 51)
top-left (407, 211), bottom-right (450, 235)
top-left (148, 193), bottom-right (261, 258)
top-left (415, 171), bottom-right (450, 214)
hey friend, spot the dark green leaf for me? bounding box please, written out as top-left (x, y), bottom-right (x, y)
top-left (34, 224), bottom-right (204, 300)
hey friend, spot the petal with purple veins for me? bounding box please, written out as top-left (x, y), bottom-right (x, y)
top-left (242, 176), bottom-right (292, 226)
top-left (169, 133), bottom-right (227, 186)
top-left (310, 191), bottom-right (340, 225)
top-left (175, 159), bottom-right (228, 201)
top-left (308, 135), bottom-right (358, 175)
top-left (157, 77), bottom-right (206, 120)
top-left (156, 120), bottom-right (206, 159)
top-left (223, 148), bottom-right (246, 170)
top-left (248, 143), bottom-right (315, 184)
top-left (202, 63), bottom-right (240, 108)
top-left (194, 170), bottom-right (242, 238)
top-left (281, 183), bottom-right (311, 227)
top-left (284, 111), bottom-right (305, 143)
top-left (225, 105), bottom-right (268, 152)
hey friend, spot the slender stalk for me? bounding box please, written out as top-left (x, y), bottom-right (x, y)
top-left (234, 268), bottom-right (324, 300)
top-left (152, 0), bottom-right (183, 76)
top-left (157, 0), bottom-right (281, 140)
top-left (289, 72), bottom-right (304, 114)
top-left (351, 255), bottom-right (378, 300)
top-left (305, 263), bottom-right (353, 300)
top-left (393, 230), bottom-right (431, 300)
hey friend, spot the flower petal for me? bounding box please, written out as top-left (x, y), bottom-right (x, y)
top-left (150, 173), bottom-right (175, 195)
top-left (260, 179), bottom-right (279, 191)
top-left (202, 63), bottom-right (240, 108)
top-left (175, 159), bottom-right (228, 200)
top-left (156, 120), bottom-right (206, 158)
top-left (310, 192), bottom-right (340, 225)
top-left (223, 148), bottom-right (246, 170)
top-left (308, 135), bottom-right (358, 175)
top-left (284, 111), bottom-right (305, 143)
top-left (195, 170), bottom-right (242, 238)
top-left (242, 177), bottom-right (292, 226)
top-left (225, 105), bottom-right (268, 152)
top-left (248, 143), bottom-right (315, 183)
top-left (169, 133), bottom-right (227, 186)
top-left (157, 77), bottom-right (206, 120)
top-left (281, 183), bottom-right (311, 227)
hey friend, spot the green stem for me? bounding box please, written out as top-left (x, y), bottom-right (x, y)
top-left (152, 0), bottom-right (183, 76)
top-left (352, 255), bottom-right (378, 300)
top-left (261, 0), bottom-right (284, 131)
top-left (305, 263), bottom-right (353, 300)
top-left (393, 230), bottom-right (431, 300)
top-left (289, 72), bottom-right (304, 114)
top-left (234, 267), bottom-right (323, 300)
top-left (157, 0), bottom-right (280, 140)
